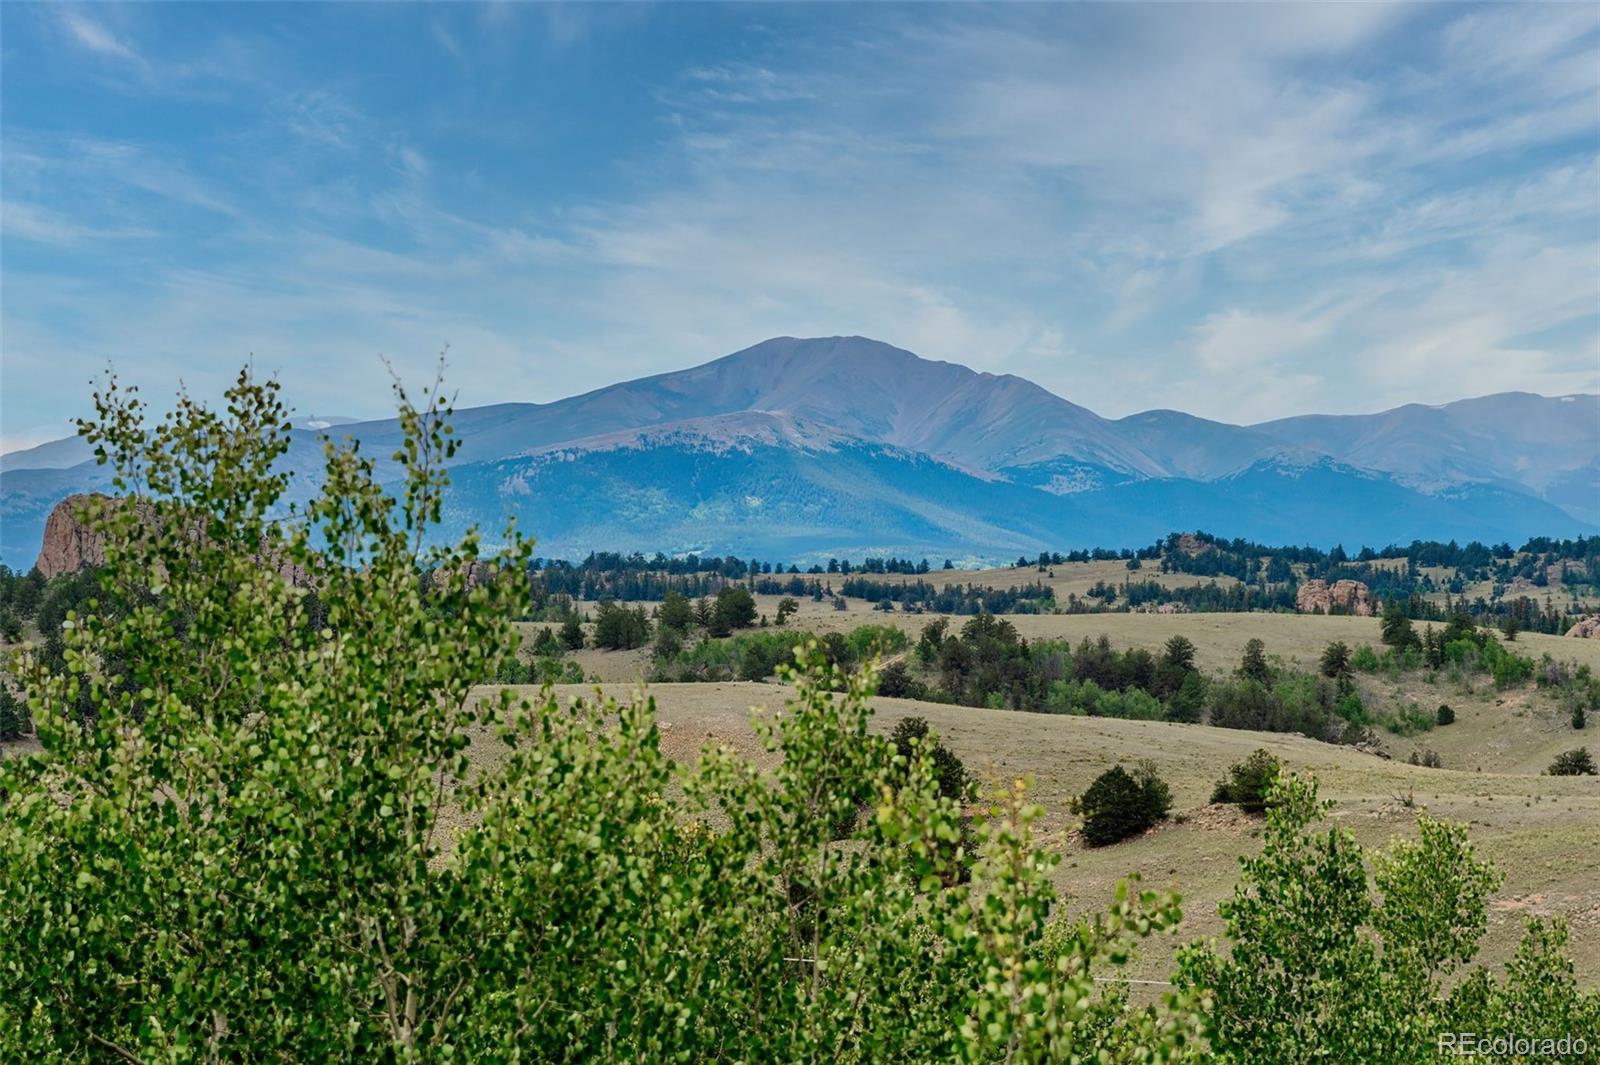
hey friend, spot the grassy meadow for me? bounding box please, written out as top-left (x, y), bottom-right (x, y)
top-left (494, 602), bottom-right (1600, 984)
top-left (462, 676), bottom-right (1600, 986)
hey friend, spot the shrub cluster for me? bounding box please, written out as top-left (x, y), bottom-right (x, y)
top-left (913, 620), bottom-right (1386, 747)
top-left (1548, 748), bottom-right (1596, 776)
top-left (925, 622), bottom-right (1205, 719)
top-left (648, 625), bottom-right (908, 684)
top-left (593, 599), bottom-right (652, 650)
top-left (888, 716), bottom-right (969, 802)
top-left (1075, 762), bottom-right (1173, 846)
top-left (1210, 749), bottom-right (1280, 813)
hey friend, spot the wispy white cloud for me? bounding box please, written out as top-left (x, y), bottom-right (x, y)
top-left (0, 200), bottom-right (154, 245)
top-left (279, 89), bottom-right (360, 150)
top-left (58, 9), bottom-right (144, 65)
top-left (1192, 309), bottom-right (1335, 376)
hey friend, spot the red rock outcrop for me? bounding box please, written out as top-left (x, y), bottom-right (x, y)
top-left (33, 493), bottom-right (311, 586)
top-left (34, 494), bottom-right (111, 578)
top-left (1566, 616), bottom-right (1600, 640)
top-left (1295, 578), bottom-right (1374, 616)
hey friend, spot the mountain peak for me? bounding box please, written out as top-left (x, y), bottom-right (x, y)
top-left (718, 335), bottom-right (943, 372)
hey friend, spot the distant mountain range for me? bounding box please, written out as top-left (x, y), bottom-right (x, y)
top-left (3, 336), bottom-right (1595, 564)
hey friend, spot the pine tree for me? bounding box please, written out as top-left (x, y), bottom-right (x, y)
top-left (1163, 635), bottom-right (1197, 672)
top-left (658, 588), bottom-right (694, 633)
top-left (1380, 602), bottom-right (1418, 651)
top-left (0, 686), bottom-right (28, 742)
top-left (1239, 638), bottom-right (1271, 684)
top-left (1548, 748), bottom-right (1597, 776)
top-left (1319, 641), bottom-right (1352, 680)
top-left (775, 597), bottom-right (799, 625)
top-left (1422, 624), bottom-right (1444, 669)
top-left (560, 613), bottom-right (585, 650)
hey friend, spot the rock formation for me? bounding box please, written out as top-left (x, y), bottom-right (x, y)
top-left (34, 494), bottom-right (110, 578)
top-left (33, 493), bottom-right (311, 586)
top-left (1295, 578), bottom-right (1374, 616)
top-left (1566, 616), bottom-right (1600, 640)
top-left (1546, 562), bottom-right (1586, 585)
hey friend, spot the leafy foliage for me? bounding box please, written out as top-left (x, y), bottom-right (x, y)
top-left (1445, 919), bottom-right (1600, 1056)
top-left (1177, 774), bottom-right (1506, 1064)
top-left (0, 368), bottom-right (533, 1057)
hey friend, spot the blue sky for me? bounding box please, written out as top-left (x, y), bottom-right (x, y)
top-left (2, 2), bottom-right (1597, 451)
